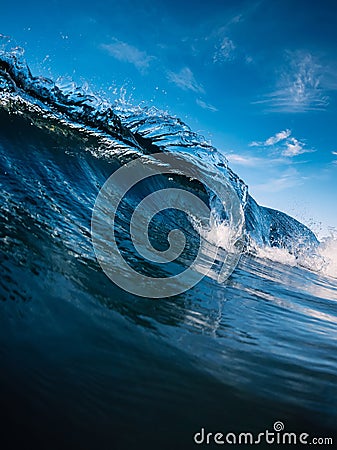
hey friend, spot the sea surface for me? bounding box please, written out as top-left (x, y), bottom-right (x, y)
top-left (1, 48), bottom-right (337, 449)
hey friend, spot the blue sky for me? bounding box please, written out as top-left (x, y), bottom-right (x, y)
top-left (1, 0), bottom-right (336, 237)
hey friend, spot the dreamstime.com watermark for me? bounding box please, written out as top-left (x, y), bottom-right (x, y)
top-left (193, 421), bottom-right (334, 446)
top-left (91, 152), bottom-right (245, 298)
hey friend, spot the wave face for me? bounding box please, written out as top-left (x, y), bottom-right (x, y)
top-left (1, 48), bottom-right (337, 450)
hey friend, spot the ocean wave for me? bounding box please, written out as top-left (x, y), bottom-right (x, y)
top-left (1, 42), bottom-right (337, 443)
top-left (0, 45), bottom-right (320, 274)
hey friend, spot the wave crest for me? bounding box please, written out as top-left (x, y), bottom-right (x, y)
top-left (0, 45), bottom-right (322, 273)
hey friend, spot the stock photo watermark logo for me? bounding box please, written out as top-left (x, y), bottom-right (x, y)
top-left (193, 421), bottom-right (334, 446)
top-left (91, 152), bottom-right (245, 298)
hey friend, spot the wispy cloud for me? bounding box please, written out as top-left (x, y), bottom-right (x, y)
top-left (101, 39), bottom-right (153, 73)
top-left (255, 51), bottom-right (331, 112)
top-left (196, 99), bottom-right (218, 112)
top-left (331, 152), bottom-right (337, 166)
top-left (227, 152), bottom-right (286, 167)
top-left (167, 67), bottom-right (205, 93)
top-left (227, 153), bottom-right (268, 167)
top-left (213, 37), bottom-right (236, 63)
top-left (283, 137), bottom-right (309, 157)
top-left (250, 129), bottom-right (291, 147)
top-left (253, 168), bottom-right (304, 193)
top-left (250, 129), bottom-right (314, 157)
top-left (208, 3), bottom-right (262, 66)
top-left (226, 153), bottom-right (262, 167)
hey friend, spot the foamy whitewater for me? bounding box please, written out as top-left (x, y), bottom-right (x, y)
top-left (1, 45), bottom-right (336, 450)
top-left (249, 232), bottom-right (337, 279)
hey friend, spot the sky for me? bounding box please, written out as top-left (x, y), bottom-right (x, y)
top-left (1, 0), bottom-right (336, 237)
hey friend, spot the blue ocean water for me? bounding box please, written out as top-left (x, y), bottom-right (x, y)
top-left (1, 49), bottom-right (337, 449)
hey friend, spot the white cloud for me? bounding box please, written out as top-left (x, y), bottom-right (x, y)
top-left (250, 129), bottom-right (314, 158)
top-left (167, 67), bottom-right (205, 94)
top-left (101, 39), bottom-right (153, 73)
top-left (250, 129), bottom-right (291, 147)
top-left (196, 99), bottom-right (218, 112)
top-left (213, 37), bottom-right (236, 63)
top-left (283, 137), bottom-right (308, 157)
top-left (256, 51), bottom-right (331, 112)
top-left (265, 129), bottom-right (292, 146)
top-left (332, 151), bottom-right (337, 156)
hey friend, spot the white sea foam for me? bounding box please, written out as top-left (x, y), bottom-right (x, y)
top-left (199, 220), bottom-right (238, 252)
top-left (254, 245), bottom-right (297, 266)
top-left (249, 231), bottom-right (337, 280)
top-left (316, 233), bottom-right (337, 279)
